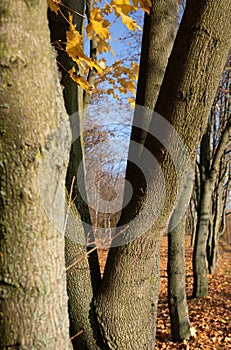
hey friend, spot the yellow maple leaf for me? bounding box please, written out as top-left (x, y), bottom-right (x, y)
top-left (99, 60), bottom-right (106, 69)
top-left (106, 88), bottom-right (114, 95)
top-left (132, 0), bottom-right (152, 14)
top-left (131, 61), bottom-right (139, 79)
top-left (128, 97), bottom-right (135, 108)
top-left (111, 0), bottom-right (134, 16)
top-left (66, 18), bottom-right (83, 49)
top-left (119, 87), bottom-right (127, 93)
top-left (86, 8), bottom-right (110, 40)
top-left (97, 37), bottom-right (111, 54)
top-left (126, 81), bottom-right (136, 95)
top-left (66, 15), bottom-right (103, 74)
top-left (47, 0), bottom-right (60, 14)
top-left (103, 3), bottom-right (113, 15)
top-left (68, 67), bottom-right (90, 91)
top-left (121, 13), bottom-right (141, 31)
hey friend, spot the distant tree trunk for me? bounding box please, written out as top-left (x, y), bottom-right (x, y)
top-left (193, 109), bottom-right (230, 298)
top-left (95, 1), bottom-right (231, 349)
top-left (190, 192), bottom-right (198, 246)
top-left (193, 55), bottom-right (231, 295)
top-left (168, 215), bottom-right (191, 342)
top-left (0, 1), bottom-right (72, 348)
top-left (193, 126), bottom-right (211, 297)
top-left (48, 2), bottom-right (102, 349)
top-left (207, 161), bottom-right (228, 273)
top-left (167, 168), bottom-right (193, 342)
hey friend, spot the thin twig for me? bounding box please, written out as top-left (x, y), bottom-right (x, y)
top-left (58, 1), bottom-right (86, 19)
top-left (66, 246), bottom-right (98, 272)
top-left (70, 330), bottom-right (84, 341)
top-left (66, 225), bottom-right (129, 272)
top-left (63, 176), bottom-right (77, 234)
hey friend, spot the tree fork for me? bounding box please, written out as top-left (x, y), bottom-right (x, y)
top-left (94, 0), bottom-right (231, 348)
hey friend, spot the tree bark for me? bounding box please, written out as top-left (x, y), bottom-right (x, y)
top-left (130, 0), bottom-right (179, 149)
top-left (94, 0), bottom-right (231, 348)
top-left (193, 182), bottom-right (211, 297)
top-left (48, 2), bottom-right (102, 348)
top-left (133, 0), bottom-right (179, 341)
top-left (137, 0), bottom-right (179, 110)
top-left (168, 216), bottom-right (191, 342)
top-left (207, 169), bottom-right (226, 274)
top-left (94, 1), bottom-right (179, 349)
top-left (0, 1), bottom-right (72, 348)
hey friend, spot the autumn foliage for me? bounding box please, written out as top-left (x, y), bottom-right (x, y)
top-left (98, 236), bottom-right (231, 349)
top-left (47, 0), bottom-right (149, 103)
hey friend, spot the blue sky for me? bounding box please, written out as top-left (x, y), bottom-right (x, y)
top-left (84, 5), bottom-right (145, 176)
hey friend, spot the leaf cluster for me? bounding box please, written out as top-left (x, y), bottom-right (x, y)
top-left (47, 0), bottom-right (150, 103)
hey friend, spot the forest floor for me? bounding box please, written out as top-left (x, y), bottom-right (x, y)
top-left (97, 235), bottom-right (231, 349)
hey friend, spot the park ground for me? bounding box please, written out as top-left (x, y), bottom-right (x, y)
top-left (98, 235), bottom-right (231, 349)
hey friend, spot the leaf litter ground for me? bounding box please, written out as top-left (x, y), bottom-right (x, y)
top-left (98, 235), bottom-right (231, 349)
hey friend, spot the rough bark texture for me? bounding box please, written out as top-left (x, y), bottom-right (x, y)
top-left (94, 0), bottom-right (231, 348)
top-left (0, 1), bottom-right (72, 348)
top-left (65, 216), bottom-right (103, 350)
top-left (131, 0), bottom-right (179, 342)
top-left (49, 2), bottom-right (102, 348)
top-left (113, 0), bottom-right (179, 247)
top-left (168, 216), bottom-right (191, 342)
top-left (136, 0), bottom-right (178, 111)
top-left (131, 0), bottom-right (179, 146)
top-left (93, 2), bottom-right (179, 349)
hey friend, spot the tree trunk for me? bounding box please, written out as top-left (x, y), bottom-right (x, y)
top-left (131, 0), bottom-right (179, 340)
top-left (193, 182), bottom-right (211, 297)
top-left (193, 110), bottom-right (231, 297)
top-left (168, 216), bottom-right (191, 342)
top-left (137, 0), bottom-right (179, 110)
top-left (208, 175), bottom-right (225, 274)
top-left (48, 2), bottom-right (102, 348)
top-left (130, 0), bottom-right (179, 148)
top-left (0, 1), bottom-right (72, 348)
top-left (94, 1), bottom-right (179, 349)
top-left (94, 0), bottom-right (231, 348)
top-left (193, 125), bottom-right (211, 297)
